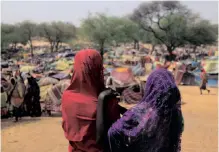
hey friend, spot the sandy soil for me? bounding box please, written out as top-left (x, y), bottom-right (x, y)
top-left (1, 86), bottom-right (218, 152)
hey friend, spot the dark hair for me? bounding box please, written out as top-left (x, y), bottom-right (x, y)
top-left (11, 78), bottom-right (16, 85)
top-left (1, 87), bottom-right (4, 93)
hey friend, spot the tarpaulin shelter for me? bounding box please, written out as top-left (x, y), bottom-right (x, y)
top-left (51, 73), bottom-right (71, 80)
top-left (181, 72), bottom-right (196, 85)
top-left (20, 65), bottom-right (36, 72)
top-left (203, 59), bottom-right (218, 74)
top-left (40, 84), bottom-right (53, 102)
top-left (132, 63), bottom-right (146, 76)
top-left (111, 68), bottom-right (135, 83)
top-left (55, 60), bottom-right (71, 71)
top-left (52, 59), bottom-right (72, 71)
top-left (38, 77), bottom-right (59, 86)
top-left (43, 79), bottom-right (71, 113)
top-left (174, 63), bottom-right (186, 85)
top-left (174, 62), bottom-right (197, 85)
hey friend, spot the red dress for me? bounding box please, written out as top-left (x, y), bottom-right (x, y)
top-left (61, 49), bottom-right (120, 152)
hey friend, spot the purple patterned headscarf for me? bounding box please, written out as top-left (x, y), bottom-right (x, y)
top-left (108, 68), bottom-right (183, 152)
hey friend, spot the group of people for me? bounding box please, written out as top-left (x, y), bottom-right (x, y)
top-left (1, 70), bottom-right (41, 122)
top-left (61, 49), bottom-right (184, 152)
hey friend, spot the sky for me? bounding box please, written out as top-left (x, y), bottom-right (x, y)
top-left (1, 1), bottom-right (218, 26)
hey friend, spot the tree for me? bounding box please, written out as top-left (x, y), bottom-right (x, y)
top-left (19, 21), bottom-right (37, 57)
top-left (80, 13), bottom-right (116, 57)
top-left (38, 23), bottom-right (55, 52)
top-left (51, 22), bottom-right (76, 51)
top-left (39, 22), bottom-right (76, 52)
top-left (185, 19), bottom-right (217, 52)
top-left (1, 24), bottom-right (21, 50)
top-left (110, 18), bottom-right (141, 49)
top-left (131, 1), bottom-right (191, 59)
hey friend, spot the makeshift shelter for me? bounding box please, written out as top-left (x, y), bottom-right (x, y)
top-left (107, 67), bottom-right (137, 94)
top-left (43, 79), bottom-right (71, 113)
top-left (40, 84), bottom-right (53, 102)
top-left (38, 77), bottom-right (59, 86)
top-left (20, 65), bottom-right (36, 73)
top-left (174, 63), bottom-right (197, 85)
top-left (132, 63), bottom-right (146, 76)
top-left (203, 60), bottom-right (218, 74)
top-left (51, 73), bottom-right (71, 80)
top-left (174, 63), bottom-right (186, 85)
top-left (181, 72), bottom-right (196, 85)
top-left (54, 59), bottom-right (72, 71)
top-left (111, 68), bottom-right (135, 84)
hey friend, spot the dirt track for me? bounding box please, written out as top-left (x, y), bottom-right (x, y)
top-left (1, 86), bottom-right (218, 152)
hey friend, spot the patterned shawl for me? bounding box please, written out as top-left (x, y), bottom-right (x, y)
top-left (108, 69), bottom-right (183, 152)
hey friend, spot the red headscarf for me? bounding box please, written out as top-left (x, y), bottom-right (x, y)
top-left (62, 49), bottom-right (104, 152)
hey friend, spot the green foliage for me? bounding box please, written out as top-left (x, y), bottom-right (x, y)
top-left (131, 1), bottom-right (217, 58)
top-left (185, 20), bottom-right (218, 46)
top-left (37, 22), bottom-right (76, 52)
top-left (80, 13), bottom-right (118, 56)
top-left (81, 14), bottom-right (114, 44)
top-left (1, 1), bottom-right (217, 57)
top-left (1, 24), bottom-right (21, 49)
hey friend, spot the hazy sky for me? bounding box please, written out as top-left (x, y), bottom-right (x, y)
top-left (1, 1), bottom-right (218, 26)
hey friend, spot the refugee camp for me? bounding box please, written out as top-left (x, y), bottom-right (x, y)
top-left (1, 1), bottom-right (218, 152)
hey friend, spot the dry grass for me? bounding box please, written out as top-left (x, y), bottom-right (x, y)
top-left (1, 86), bottom-right (218, 152)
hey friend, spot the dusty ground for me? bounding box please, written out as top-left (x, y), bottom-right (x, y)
top-left (1, 86), bottom-right (218, 152)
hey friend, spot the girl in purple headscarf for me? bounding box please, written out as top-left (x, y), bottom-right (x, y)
top-left (108, 69), bottom-right (184, 152)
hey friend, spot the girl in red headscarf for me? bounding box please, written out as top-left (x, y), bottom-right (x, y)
top-left (61, 49), bottom-right (120, 152)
